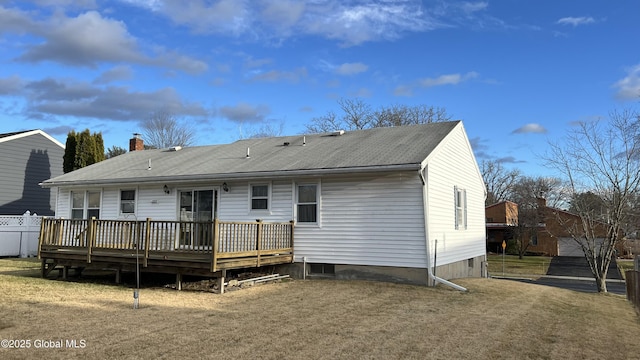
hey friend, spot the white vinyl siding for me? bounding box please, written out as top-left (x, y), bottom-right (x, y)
top-left (426, 124), bottom-right (486, 266)
top-left (292, 172), bottom-right (427, 268)
top-left (218, 180), bottom-right (292, 222)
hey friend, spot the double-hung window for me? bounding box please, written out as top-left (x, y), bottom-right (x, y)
top-left (71, 190), bottom-right (101, 219)
top-left (120, 190), bottom-right (136, 214)
top-left (454, 186), bottom-right (467, 230)
top-left (297, 184), bottom-right (318, 223)
top-left (250, 184), bottom-right (269, 211)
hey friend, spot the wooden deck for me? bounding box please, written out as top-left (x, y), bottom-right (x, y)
top-left (38, 217), bottom-right (294, 282)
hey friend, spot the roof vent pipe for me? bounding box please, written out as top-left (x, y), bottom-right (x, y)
top-left (332, 130), bottom-right (345, 136)
top-left (303, 136), bottom-right (306, 146)
top-left (246, 147), bottom-right (250, 158)
top-left (148, 159), bottom-right (151, 170)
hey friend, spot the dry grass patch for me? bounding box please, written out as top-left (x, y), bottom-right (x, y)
top-left (0, 259), bottom-right (639, 359)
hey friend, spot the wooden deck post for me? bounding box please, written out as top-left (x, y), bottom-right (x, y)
top-left (87, 217), bottom-right (96, 264)
top-left (176, 273), bottom-right (182, 291)
top-left (211, 218), bottom-right (219, 272)
top-left (256, 219), bottom-right (263, 268)
top-left (144, 218), bottom-right (151, 267)
top-left (57, 218), bottom-right (64, 246)
top-left (37, 217), bottom-right (46, 260)
top-left (217, 269), bottom-right (226, 294)
top-left (290, 220), bottom-right (295, 263)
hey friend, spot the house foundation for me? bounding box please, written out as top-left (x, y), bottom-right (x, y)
top-left (277, 255), bottom-right (486, 286)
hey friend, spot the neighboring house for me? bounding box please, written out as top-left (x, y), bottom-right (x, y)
top-left (0, 130), bottom-right (64, 216)
top-left (485, 200), bottom-right (518, 253)
top-left (40, 121), bottom-right (486, 285)
top-left (486, 198), bottom-right (612, 257)
top-left (533, 198), bottom-right (612, 257)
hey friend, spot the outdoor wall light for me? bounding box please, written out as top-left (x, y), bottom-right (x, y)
top-left (163, 185), bottom-right (170, 194)
top-left (222, 182), bottom-right (229, 192)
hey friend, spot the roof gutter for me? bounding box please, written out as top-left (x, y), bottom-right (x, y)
top-left (40, 163), bottom-right (420, 188)
top-left (419, 166), bottom-right (467, 292)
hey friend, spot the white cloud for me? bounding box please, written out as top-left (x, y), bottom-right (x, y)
top-left (419, 71), bottom-right (478, 87)
top-left (512, 123), bottom-right (548, 134)
top-left (460, 2), bottom-right (488, 13)
top-left (19, 76), bottom-right (208, 121)
top-left (613, 64), bottom-right (640, 100)
top-left (335, 62), bottom-right (368, 76)
top-left (0, 75), bottom-right (25, 95)
top-left (393, 85), bottom-right (413, 97)
top-left (122, 0), bottom-right (446, 46)
top-left (19, 11), bottom-right (143, 66)
top-left (219, 102), bottom-right (270, 123)
top-left (246, 67), bottom-right (307, 83)
top-left (93, 65), bottom-right (133, 84)
top-left (557, 16), bottom-right (595, 27)
top-left (3, 9), bottom-right (207, 73)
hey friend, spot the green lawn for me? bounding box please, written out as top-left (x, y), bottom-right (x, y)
top-left (487, 254), bottom-right (552, 276)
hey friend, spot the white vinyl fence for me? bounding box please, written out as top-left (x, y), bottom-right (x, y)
top-left (0, 211), bottom-right (42, 257)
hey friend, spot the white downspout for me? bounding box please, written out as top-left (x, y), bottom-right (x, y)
top-left (419, 167), bottom-right (467, 292)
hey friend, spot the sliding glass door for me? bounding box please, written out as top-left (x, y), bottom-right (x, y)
top-left (178, 189), bottom-right (217, 248)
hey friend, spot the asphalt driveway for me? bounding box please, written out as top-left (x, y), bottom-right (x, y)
top-left (500, 256), bottom-right (627, 295)
top-left (546, 256), bottom-right (623, 280)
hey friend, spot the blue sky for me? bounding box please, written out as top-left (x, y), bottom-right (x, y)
top-left (0, 0), bottom-right (638, 176)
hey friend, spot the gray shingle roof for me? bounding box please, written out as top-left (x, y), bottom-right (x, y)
top-left (41, 121), bottom-right (461, 187)
top-left (0, 129), bottom-right (37, 139)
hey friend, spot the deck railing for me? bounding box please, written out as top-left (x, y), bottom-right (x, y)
top-left (39, 217), bottom-right (294, 271)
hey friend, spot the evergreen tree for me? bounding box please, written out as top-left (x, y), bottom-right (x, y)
top-left (63, 129), bottom-right (106, 173)
top-left (63, 130), bottom-right (77, 173)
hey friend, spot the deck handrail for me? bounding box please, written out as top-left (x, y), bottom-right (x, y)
top-left (38, 217), bottom-right (294, 270)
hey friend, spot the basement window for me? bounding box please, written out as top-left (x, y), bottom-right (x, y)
top-left (309, 263), bottom-right (335, 275)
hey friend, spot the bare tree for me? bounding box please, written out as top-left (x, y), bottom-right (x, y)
top-left (305, 98), bottom-right (452, 133)
top-left (239, 120), bottom-right (285, 139)
top-left (481, 160), bottom-right (521, 206)
top-left (508, 176), bottom-right (564, 259)
top-left (105, 145), bottom-right (127, 159)
top-left (141, 112), bottom-right (196, 148)
top-left (545, 109), bottom-right (640, 292)
top-left (373, 104), bottom-right (451, 127)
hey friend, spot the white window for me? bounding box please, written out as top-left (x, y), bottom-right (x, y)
top-left (454, 186), bottom-right (467, 230)
top-left (297, 184), bottom-right (318, 223)
top-left (71, 192), bottom-right (84, 219)
top-left (120, 190), bottom-right (136, 214)
top-left (71, 190), bottom-right (101, 219)
top-left (250, 184), bottom-right (269, 210)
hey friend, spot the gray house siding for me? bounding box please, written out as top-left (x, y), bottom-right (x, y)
top-left (0, 131), bottom-right (64, 216)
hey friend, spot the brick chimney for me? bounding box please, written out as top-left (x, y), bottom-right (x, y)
top-left (536, 197), bottom-right (547, 208)
top-left (129, 133), bottom-right (144, 151)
